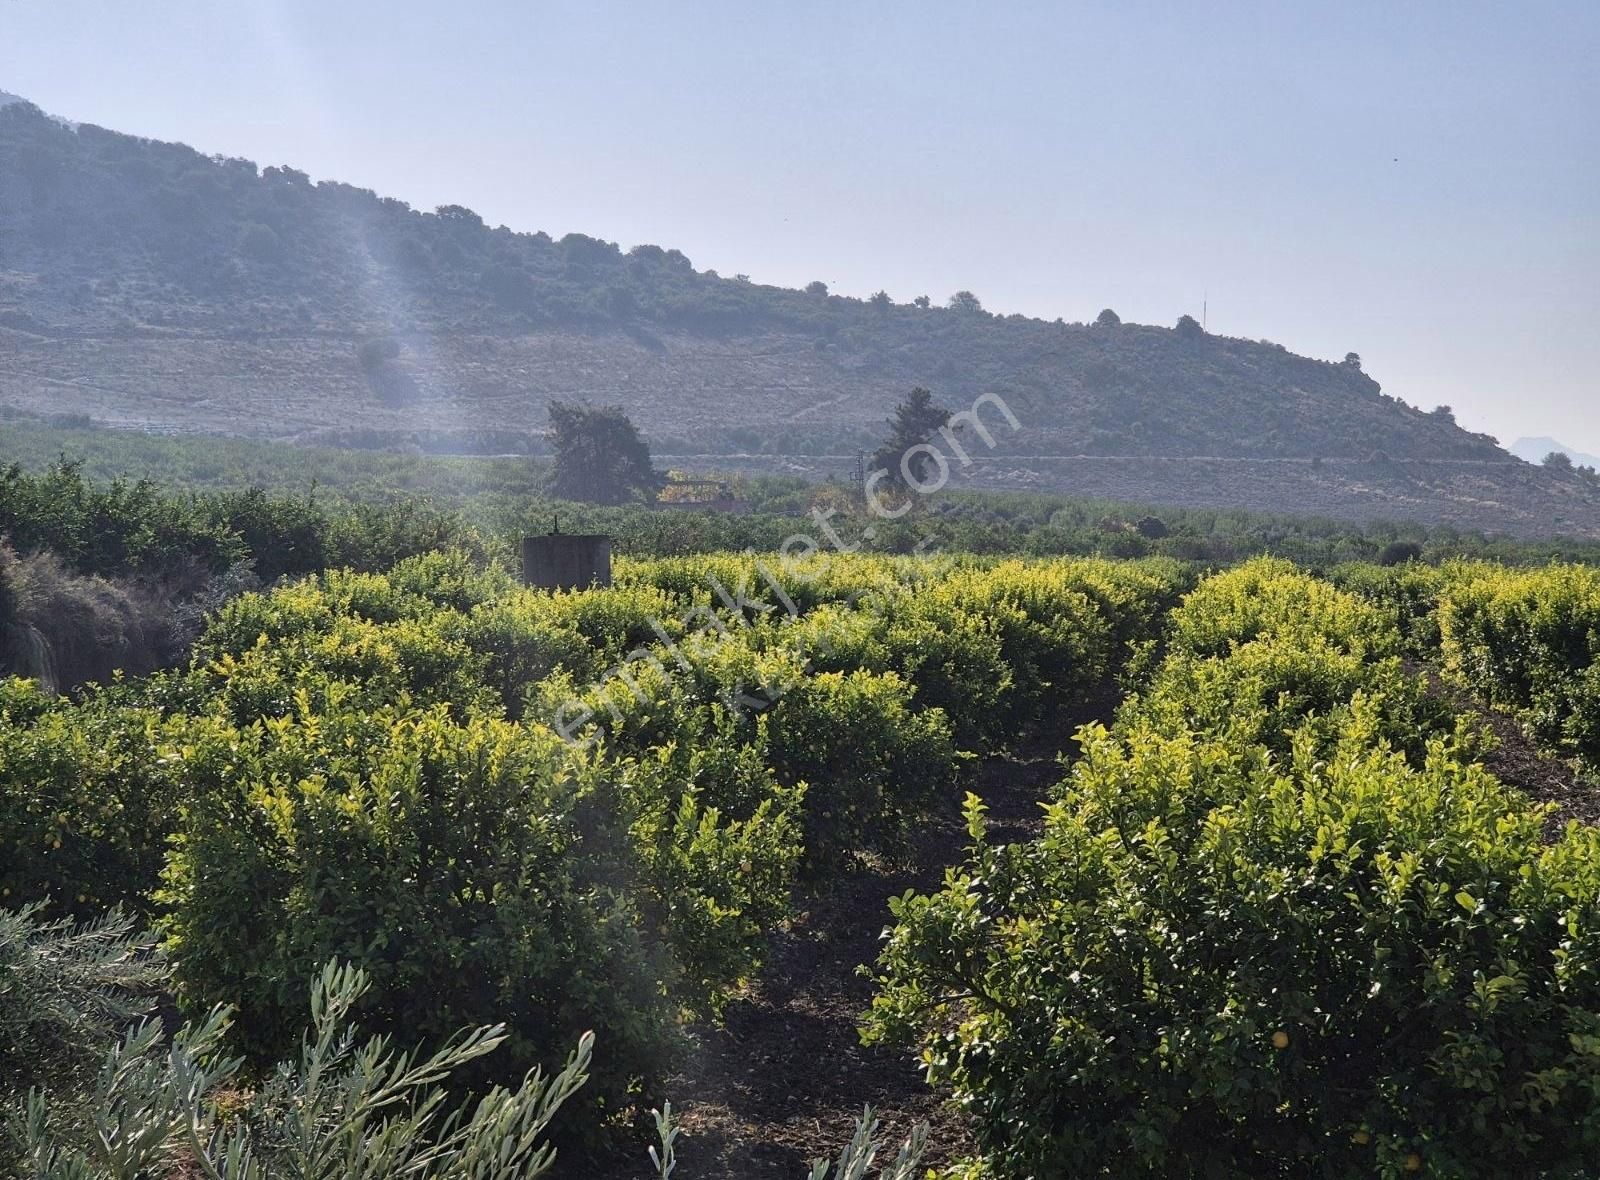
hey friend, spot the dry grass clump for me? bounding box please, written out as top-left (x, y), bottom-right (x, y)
top-left (0, 539), bottom-right (225, 690)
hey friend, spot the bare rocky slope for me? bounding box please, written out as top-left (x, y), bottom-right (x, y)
top-left (3, 96), bottom-right (1598, 535)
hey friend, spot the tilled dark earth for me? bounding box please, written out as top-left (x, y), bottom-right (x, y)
top-left (1413, 663), bottom-right (1600, 835)
top-left (577, 667), bottom-right (1599, 1177)
top-left (579, 746), bottom-right (1065, 1180)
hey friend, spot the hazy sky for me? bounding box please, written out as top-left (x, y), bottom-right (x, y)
top-left (3, 1), bottom-right (1596, 452)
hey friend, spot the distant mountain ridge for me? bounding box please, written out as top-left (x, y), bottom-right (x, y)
top-left (1512, 437), bottom-right (1600, 469)
top-left (0, 97), bottom-right (1504, 460)
top-left (5, 96), bottom-right (1600, 536)
top-left (0, 90), bottom-right (70, 125)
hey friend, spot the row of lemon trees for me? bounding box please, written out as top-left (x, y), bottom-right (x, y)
top-left (12, 548), bottom-right (1599, 1174)
top-left (868, 559), bottom-right (1600, 1177)
top-left (0, 548), bottom-right (1187, 1156)
top-left (1335, 559), bottom-right (1600, 775)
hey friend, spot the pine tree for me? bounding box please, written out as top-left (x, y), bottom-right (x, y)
top-left (870, 387), bottom-right (952, 489)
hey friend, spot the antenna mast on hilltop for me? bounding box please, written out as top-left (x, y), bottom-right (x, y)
top-left (1202, 291), bottom-right (1208, 332)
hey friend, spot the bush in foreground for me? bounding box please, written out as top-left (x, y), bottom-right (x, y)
top-left (159, 701), bottom-right (681, 1120)
top-left (13, 959), bottom-right (595, 1180)
top-left (3, 905), bottom-right (929, 1180)
top-left (867, 714), bottom-right (1600, 1178)
top-left (0, 681), bottom-right (181, 918)
top-left (1439, 563), bottom-right (1600, 771)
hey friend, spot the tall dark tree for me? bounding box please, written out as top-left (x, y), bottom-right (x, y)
top-left (1175, 313), bottom-right (1204, 340)
top-left (1095, 308), bottom-right (1122, 328)
top-left (947, 290), bottom-right (984, 314)
top-left (546, 401), bottom-right (661, 504)
top-left (871, 386), bottom-right (953, 489)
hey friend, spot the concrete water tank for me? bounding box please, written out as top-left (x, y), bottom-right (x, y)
top-left (520, 533), bottom-right (612, 590)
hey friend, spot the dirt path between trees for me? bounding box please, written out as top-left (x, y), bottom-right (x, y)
top-left (1409, 663), bottom-right (1600, 835)
top-left (572, 663), bottom-right (1600, 1177)
top-left (579, 742), bottom-right (1070, 1180)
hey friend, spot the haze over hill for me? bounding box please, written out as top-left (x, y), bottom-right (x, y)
top-left (1512, 437), bottom-right (1600, 470)
top-left (3, 96), bottom-right (1600, 536)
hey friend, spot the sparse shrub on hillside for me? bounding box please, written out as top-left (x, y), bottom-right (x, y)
top-left (2, 97), bottom-right (1526, 465)
top-left (946, 290), bottom-right (984, 314)
top-left (356, 335), bottom-right (402, 370)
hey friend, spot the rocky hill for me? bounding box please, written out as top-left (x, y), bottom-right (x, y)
top-left (3, 96), bottom-right (1599, 535)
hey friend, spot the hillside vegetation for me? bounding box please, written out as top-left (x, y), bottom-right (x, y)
top-left (0, 97), bottom-right (1506, 467)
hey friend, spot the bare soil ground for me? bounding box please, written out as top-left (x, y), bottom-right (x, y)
top-left (576, 668), bottom-right (1600, 1177)
top-left (1414, 664), bottom-right (1600, 834)
top-left (576, 743), bottom-right (1069, 1180)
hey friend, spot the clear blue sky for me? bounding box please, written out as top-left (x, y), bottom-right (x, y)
top-left (3, 1), bottom-right (1596, 452)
